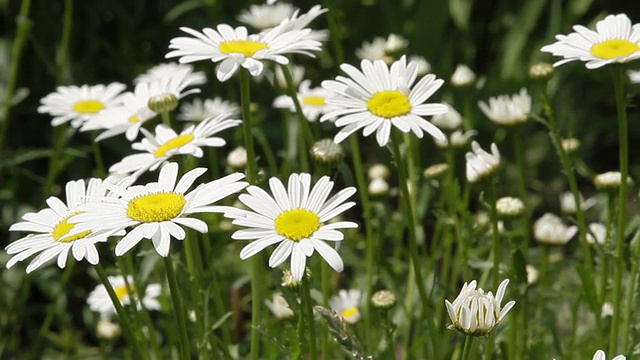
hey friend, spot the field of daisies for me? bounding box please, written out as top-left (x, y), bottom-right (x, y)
top-left (2, 0), bottom-right (640, 359)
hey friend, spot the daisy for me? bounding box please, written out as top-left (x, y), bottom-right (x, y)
top-left (533, 213), bottom-right (578, 245)
top-left (227, 173), bottom-right (358, 281)
top-left (133, 62), bottom-right (206, 86)
top-left (178, 97), bottom-right (240, 122)
top-left (587, 223), bottom-right (607, 245)
top-left (109, 114), bottom-right (241, 178)
top-left (592, 349), bottom-right (626, 360)
top-left (166, 24), bottom-right (322, 82)
top-left (356, 34), bottom-right (408, 63)
top-left (465, 141), bottom-right (501, 183)
top-left (431, 102), bottom-right (463, 131)
top-left (273, 79), bottom-right (335, 121)
top-left (329, 289), bottom-right (362, 324)
top-left (275, 5), bottom-right (328, 42)
top-left (541, 14), bottom-right (640, 69)
top-left (71, 162), bottom-right (249, 257)
top-left (237, 2), bottom-right (296, 30)
top-left (629, 70), bottom-right (640, 83)
top-left (5, 177), bottom-right (123, 273)
top-left (265, 293), bottom-right (294, 319)
top-left (478, 88), bottom-right (531, 126)
top-left (87, 275), bottom-right (162, 317)
top-left (320, 56), bottom-right (448, 147)
top-left (445, 279), bottom-right (516, 336)
top-left (450, 64), bottom-right (476, 87)
top-left (38, 83), bottom-right (126, 128)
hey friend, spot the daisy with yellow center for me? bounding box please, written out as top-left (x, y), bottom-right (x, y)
top-left (70, 162), bottom-right (248, 257)
top-left (38, 83), bottom-right (126, 128)
top-left (329, 289), bottom-right (362, 324)
top-left (320, 55), bottom-right (448, 147)
top-left (165, 24), bottom-right (321, 82)
top-left (541, 14), bottom-right (640, 69)
top-left (227, 173), bottom-right (358, 281)
top-left (5, 178), bottom-right (124, 273)
top-left (87, 275), bottom-right (162, 318)
top-left (273, 79), bottom-right (335, 121)
top-left (108, 114), bottom-right (241, 178)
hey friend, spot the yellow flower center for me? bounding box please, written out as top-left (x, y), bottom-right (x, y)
top-left (126, 192), bottom-right (186, 223)
top-left (154, 134), bottom-right (195, 158)
top-left (219, 40), bottom-right (269, 57)
top-left (128, 114), bottom-right (140, 123)
top-left (274, 209), bottom-right (320, 241)
top-left (302, 96), bottom-right (326, 106)
top-left (342, 306), bottom-right (359, 319)
top-left (114, 284), bottom-right (137, 302)
top-left (52, 213), bottom-right (92, 243)
top-left (72, 100), bottom-right (105, 114)
top-left (367, 90), bottom-right (412, 118)
top-left (590, 39), bottom-right (640, 60)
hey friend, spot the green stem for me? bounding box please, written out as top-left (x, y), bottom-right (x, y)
top-left (320, 262), bottom-right (330, 360)
top-left (281, 64), bottom-right (314, 149)
top-left (56, 0), bottom-right (73, 83)
top-left (0, 0), bottom-right (32, 153)
top-left (609, 65), bottom-right (629, 355)
top-left (301, 277), bottom-right (317, 359)
top-left (44, 125), bottom-right (72, 197)
top-left (621, 244), bottom-right (639, 353)
top-left (487, 180), bottom-right (501, 289)
top-left (94, 263), bottom-right (144, 359)
top-left (461, 336), bottom-right (474, 360)
top-left (160, 111), bottom-right (172, 128)
top-left (163, 256), bottom-right (192, 360)
top-left (239, 68), bottom-right (262, 360)
top-left (390, 130), bottom-right (438, 359)
top-left (91, 131), bottom-right (106, 177)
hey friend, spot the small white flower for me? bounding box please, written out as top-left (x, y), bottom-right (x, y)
top-left (87, 275), bottom-right (162, 317)
top-left (275, 5), bottom-right (328, 42)
top-left (273, 64), bottom-right (305, 90)
top-left (356, 34), bottom-right (409, 63)
top-left (525, 264), bottom-right (539, 285)
top-left (330, 289), bottom-right (362, 324)
top-left (541, 14), bottom-right (640, 69)
top-left (38, 83), bottom-right (126, 128)
top-left (629, 70), bottom-right (640, 83)
top-left (451, 64), bottom-right (476, 87)
top-left (559, 191), bottom-right (596, 214)
top-left (587, 222), bottom-right (607, 245)
top-left (178, 97), bottom-right (240, 122)
top-left (496, 197), bottom-right (525, 218)
top-left (321, 56), bottom-right (447, 147)
top-left (368, 178), bottom-right (389, 196)
top-left (408, 55), bottom-right (431, 75)
top-left (601, 302), bottom-right (614, 318)
top-left (109, 115), bottom-right (241, 178)
top-left (445, 279), bottom-right (516, 336)
top-left (431, 102), bottom-right (463, 130)
top-left (385, 34), bottom-right (409, 53)
top-left (594, 171), bottom-right (633, 191)
top-left (71, 162), bottom-right (249, 257)
top-left (423, 163), bottom-right (449, 180)
top-left (96, 318), bottom-right (121, 339)
top-left (134, 63), bottom-right (206, 86)
top-left (265, 293), bottom-right (294, 319)
top-left (436, 129), bottom-right (477, 149)
top-left (533, 213), bottom-right (577, 245)
top-left (227, 146), bottom-right (248, 169)
top-left (592, 349), bottom-right (626, 360)
top-left (238, 3), bottom-right (295, 30)
top-left (562, 138), bottom-right (581, 154)
top-left (465, 141), bottom-right (501, 183)
top-left (368, 164), bottom-right (390, 180)
top-left (227, 173), bottom-right (358, 281)
top-left (478, 88), bottom-right (531, 126)
top-left (273, 79), bottom-right (335, 121)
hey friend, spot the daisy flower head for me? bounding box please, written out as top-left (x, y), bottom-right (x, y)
top-left (273, 79), bottom-right (335, 121)
top-left (109, 114), bottom-right (241, 178)
top-left (6, 177), bottom-right (123, 273)
top-left (134, 63), bottom-right (206, 86)
top-left (478, 88), bottom-right (531, 126)
top-left (228, 173), bottom-right (358, 281)
top-left (87, 275), bottom-right (162, 318)
top-left (178, 97), bottom-right (240, 122)
top-left (435, 130), bottom-right (477, 149)
top-left (445, 279), bottom-right (516, 336)
top-left (320, 56), bottom-right (448, 147)
top-left (329, 289), bottom-right (362, 324)
top-left (166, 24), bottom-right (322, 82)
top-left (465, 141), bottom-right (501, 183)
top-left (533, 213), bottom-right (578, 245)
top-left (431, 102), bottom-right (463, 131)
top-left (592, 349), bottom-right (626, 360)
top-left (71, 162), bottom-right (249, 257)
top-left (275, 5), bottom-right (329, 42)
top-left (629, 70), bottom-right (640, 83)
top-left (238, 2), bottom-right (296, 30)
top-left (356, 34), bottom-right (409, 63)
top-left (38, 83), bottom-right (126, 128)
top-left (541, 14), bottom-right (640, 69)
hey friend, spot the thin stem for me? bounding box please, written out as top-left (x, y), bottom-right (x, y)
top-left (94, 264), bottom-right (144, 360)
top-left (0, 0), bottom-right (32, 153)
top-left (163, 256), bottom-right (192, 360)
top-left (56, 0), bottom-right (73, 83)
top-left (621, 247), bottom-right (639, 353)
top-left (301, 277), bottom-right (318, 358)
top-left (160, 111), bottom-right (172, 128)
top-left (280, 64), bottom-right (314, 149)
top-left (320, 262), bottom-right (330, 360)
top-left (90, 131), bottom-right (106, 177)
top-left (390, 130), bottom-right (438, 359)
top-left (239, 68), bottom-right (262, 360)
top-left (487, 179), bottom-right (501, 289)
top-left (44, 125), bottom-right (72, 197)
top-left (461, 336), bottom-right (475, 360)
top-left (609, 64), bottom-right (629, 355)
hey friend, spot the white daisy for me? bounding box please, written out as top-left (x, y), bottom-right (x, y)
top-left (329, 289), bottom-right (362, 324)
top-left (431, 102), bottom-right (463, 131)
top-left (628, 70), bottom-right (640, 83)
top-left (533, 213), bottom-right (578, 245)
top-left (559, 191), bottom-right (596, 214)
top-left (265, 293), bottom-right (294, 319)
top-left (465, 141), bottom-right (501, 183)
top-left (273, 79), bottom-right (335, 121)
top-left (87, 275), bottom-right (162, 317)
top-left (38, 83), bottom-right (126, 128)
top-left (109, 114), bottom-right (241, 178)
top-left (166, 24), bottom-right (322, 82)
top-left (133, 62), bottom-right (206, 86)
top-left (227, 173), bottom-right (358, 281)
top-left (587, 222), bottom-right (607, 245)
top-left (320, 56), bottom-right (448, 147)
top-left (275, 5), bottom-right (328, 42)
top-left (478, 88), bottom-right (531, 126)
top-left (408, 55), bottom-right (431, 75)
top-left (178, 97), bottom-right (240, 122)
top-left (71, 162), bottom-right (249, 257)
top-left (592, 349), bottom-right (626, 360)
top-left (5, 177), bottom-right (123, 273)
top-left (238, 3), bottom-right (295, 30)
top-left (541, 14), bottom-right (640, 69)
top-left (435, 129), bottom-right (477, 149)
top-left (450, 64), bottom-right (476, 87)
top-left (356, 34), bottom-right (408, 63)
